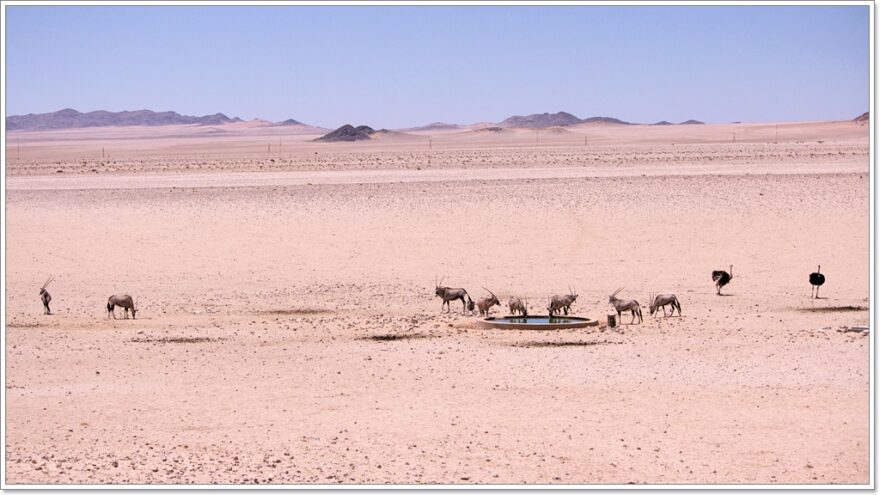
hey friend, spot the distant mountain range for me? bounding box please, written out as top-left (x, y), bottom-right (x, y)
top-left (4, 108), bottom-right (316, 131)
top-left (5, 108), bottom-right (248, 130)
top-left (496, 111), bottom-right (702, 128)
top-left (6, 107), bottom-right (710, 132)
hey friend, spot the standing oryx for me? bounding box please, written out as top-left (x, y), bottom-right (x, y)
top-left (107, 294), bottom-right (138, 319)
top-left (39, 276), bottom-right (54, 315)
top-left (609, 287), bottom-right (643, 324)
top-left (434, 277), bottom-right (473, 314)
top-left (508, 296), bottom-right (528, 317)
top-left (548, 287), bottom-right (578, 316)
top-left (649, 292), bottom-right (682, 317)
top-left (475, 288), bottom-right (501, 317)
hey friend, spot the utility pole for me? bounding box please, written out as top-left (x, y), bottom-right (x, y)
top-left (268, 143), bottom-right (271, 158)
top-left (102, 147), bottom-right (105, 159)
top-left (584, 135), bottom-right (587, 146)
top-left (775, 125), bottom-right (778, 144)
top-left (429, 137), bottom-right (432, 150)
top-left (17, 140), bottom-right (20, 162)
top-left (732, 133), bottom-right (736, 143)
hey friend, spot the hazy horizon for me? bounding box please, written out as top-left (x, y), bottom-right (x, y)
top-left (5, 4), bottom-right (870, 128)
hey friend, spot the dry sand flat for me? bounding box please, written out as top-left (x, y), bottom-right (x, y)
top-left (3, 120), bottom-right (870, 485)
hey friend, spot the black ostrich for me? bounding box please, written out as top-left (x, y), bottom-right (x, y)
top-left (810, 265), bottom-right (825, 298)
top-left (712, 264), bottom-right (733, 295)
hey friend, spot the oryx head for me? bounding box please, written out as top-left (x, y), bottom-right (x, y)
top-left (434, 276), bottom-right (446, 297)
top-left (609, 287), bottom-right (624, 303)
top-left (131, 297), bottom-right (139, 319)
top-left (568, 286), bottom-right (578, 302)
top-left (39, 276), bottom-right (54, 295)
top-left (482, 287), bottom-right (500, 307)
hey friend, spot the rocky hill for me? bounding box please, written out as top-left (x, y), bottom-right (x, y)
top-left (315, 124), bottom-right (376, 142)
top-left (500, 111), bottom-right (583, 128)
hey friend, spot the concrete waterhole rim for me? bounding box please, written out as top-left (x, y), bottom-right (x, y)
top-left (476, 315), bottom-right (599, 330)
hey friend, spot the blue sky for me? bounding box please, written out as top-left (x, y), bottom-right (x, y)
top-left (4, 4), bottom-right (870, 128)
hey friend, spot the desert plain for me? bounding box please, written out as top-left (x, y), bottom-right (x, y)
top-left (3, 119), bottom-right (872, 485)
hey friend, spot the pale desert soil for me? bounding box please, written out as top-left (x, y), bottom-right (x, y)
top-left (3, 121), bottom-right (871, 485)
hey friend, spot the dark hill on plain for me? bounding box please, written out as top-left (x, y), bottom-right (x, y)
top-left (500, 111), bottom-right (583, 128)
top-left (277, 118), bottom-right (305, 126)
top-left (854, 112), bottom-right (869, 122)
top-left (6, 108), bottom-right (246, 131)
top-left (315, 124), bottom-right (375, 142)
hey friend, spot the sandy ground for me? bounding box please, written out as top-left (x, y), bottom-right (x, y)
top-left (3, 121), bottom-right (871, 485)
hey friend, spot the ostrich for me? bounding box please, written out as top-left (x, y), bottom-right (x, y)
top-left (810, 265), bottom-right (825, 298)
top-left (712, 265), bottom-right (733, 295)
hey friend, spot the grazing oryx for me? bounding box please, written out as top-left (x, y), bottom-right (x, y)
top-left (434, 277), bottom-right (473, 314)
top-left (649, 292), bottom-right (682, 317)
top-left (107, 294), bottom-right (138, 319)
top-left (39, 276), bottom-right (54, 315)
top-left (475, 287), bottom-right (501, 317)
top-left (508, 296), bottom-right (528, 317)
top-left (548, 287), bottom-right (578, 316)
top-left (609, 287), bottom-right (643, 324)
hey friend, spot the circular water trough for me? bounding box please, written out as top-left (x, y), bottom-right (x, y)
top-left (477, 315), bottom-right (598, 330)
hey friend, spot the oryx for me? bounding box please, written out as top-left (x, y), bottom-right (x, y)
top-left (508, 296), bottom-right (528, 317)
top-left (107, 294), bottom-right (138, 320)
top-left (649, 292), bottom-right (682, 317)
top-left (434, 277), bottom-right (473, 314)
top-left (548, 287), bottom-right (578, 316)
top-left (609, 287), bottom-right (642, 324)
top-left (475, 287), bottom-right (501, 317)
top-left (39, 276), bottom-right (54, 315)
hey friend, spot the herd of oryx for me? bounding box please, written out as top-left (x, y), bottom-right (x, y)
top-left (434, 265), bottom-right (828, 324)
top-left (433, 276), bottom-right (684, 324)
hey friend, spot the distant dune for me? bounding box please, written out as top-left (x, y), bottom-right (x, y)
top-left (400, 122), bottom-right (461, 132)
top-left (6, 108), bottom-right (247, 131)
top-left (579, 116), bottom-right (632, 125)
top-left (680, 119), bottom-right (705, 125)
top-left (653, 121), bottom-right (673, 126)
